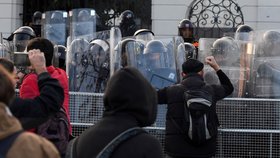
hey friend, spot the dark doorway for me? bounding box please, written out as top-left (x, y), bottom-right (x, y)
top-left (23, 0), bottom-right (151, 31)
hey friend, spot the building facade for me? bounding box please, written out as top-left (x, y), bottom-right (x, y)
top-left (1, 0), bottom-right (280, 38)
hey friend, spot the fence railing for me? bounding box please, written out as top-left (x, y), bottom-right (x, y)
top-left (16, 90), bottom-right (280, 157)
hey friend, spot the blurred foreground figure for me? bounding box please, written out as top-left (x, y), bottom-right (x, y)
top-left (0, 65), bottom-right (60, 158)
top-left (66, 67), bottom-right (163, 158)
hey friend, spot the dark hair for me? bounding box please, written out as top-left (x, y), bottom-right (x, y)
top-left (0, 65), bottom-right (15, 105)
top-left (0, 58), bottom-right (14, 73)
top-left (182, 59), bottom-right (204, 74)
top-left (27, 37), bottom-right (54, 66)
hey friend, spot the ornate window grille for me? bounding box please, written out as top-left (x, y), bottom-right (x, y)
top-left (187, 0), bottom-right (244, 38)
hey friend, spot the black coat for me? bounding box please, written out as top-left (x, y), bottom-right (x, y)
top-left (9, 72), bottom-right (64, 130)
top-left (158, 70), bottom-right (234, 158)
top-left (75, 67), bottom-right (163, 158)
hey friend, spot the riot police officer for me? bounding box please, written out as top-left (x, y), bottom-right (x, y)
top-left (184, 42), bottom-right (197, 59)
top-left (6, 26), bottom-right (36, 52)
top-left (32, 11), bottom-right (42, 37)
top-left (54, 45), bottom-right (66, 70)
top-left (235, 24), bottom-right (254, 41)
top-left (178, 19), bottom-right (197, 44)
top-left (134, 29), bottom-right (154, 45)
top-left (119, 10), bottom-right (137, 37)
top-left (143, 40), bottom-right (177, 89)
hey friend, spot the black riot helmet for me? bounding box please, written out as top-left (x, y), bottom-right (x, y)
top-left (144, 40), bottom-right (167, 69)
top-left (120, 10), bottom-right (134, 24)
top-left (50, 11), bottom-right (64, 23)
top-left (119, 10), bottom-right (136, 37)
top-left (211, 37), bottom-right (239, 66)
top-left (6, 26), bottom-right (36, 42)
top-left (261, 30), bottom-right (280, 57)
top-left (235, 24), bottom-right (254, 41)
top-left (55, 45), bottom-right (66, 70)
top-left (77, 9), bottom-right (90, 22)
top-left (32, 11), bottom-right (42, 37)
top-left (184, 42), bottom-right (197, 59)
top-left (236, 24), bottom-right (253, 33)
top-left (32, 11), bottom-right (42, 25)
top-left (178, 19), bottom-right (195, 43)
top-left (10, 26), bottom-right (36, 52)
top-left (134, 29), bottom-right (154, 45)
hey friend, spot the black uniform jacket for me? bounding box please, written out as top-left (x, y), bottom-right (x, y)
top-left (158, 70), bottom-right (234, 158)
top-left (9, 72), bottom-right (64, 130)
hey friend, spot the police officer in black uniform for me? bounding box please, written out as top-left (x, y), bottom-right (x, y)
top-left (119, 10), bottom-right (137, 37)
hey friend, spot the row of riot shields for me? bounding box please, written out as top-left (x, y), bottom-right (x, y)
top-left (66, 27), bottom-right (121, 93)
top-left (4, 12), bottom-right (280, 99)
top-left (111, 35), bottom-right (186, 90)
top-left (41, 8), bottom-right (97, 46)
top-left (198, 29), bottom-right (280, 98)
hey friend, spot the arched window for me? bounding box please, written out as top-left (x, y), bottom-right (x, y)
top-left (186, 0), bottom-right (244, 38)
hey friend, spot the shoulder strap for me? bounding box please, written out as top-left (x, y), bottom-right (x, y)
top-left (0, 130), bottom-right (23, 157)
top-left (65, 136), bottom-right (78, 158)
top-left (96, 127), bottom-right (147, 158)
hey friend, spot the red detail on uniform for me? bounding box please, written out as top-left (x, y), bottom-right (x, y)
top-left (193, 42), bottom-right (199, 48)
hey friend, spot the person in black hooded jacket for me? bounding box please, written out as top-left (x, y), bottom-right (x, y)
top-left (157, 56), bottom-right (234, 158)
top-left (71, 67), bottom-right (163, 158)
top-left (0, 52), bottom-right (64, 130)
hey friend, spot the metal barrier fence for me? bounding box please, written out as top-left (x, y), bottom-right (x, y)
top-left (14, 90), bottom-right (280, 157)
top-left (68, 92), bottom-right (280, 157)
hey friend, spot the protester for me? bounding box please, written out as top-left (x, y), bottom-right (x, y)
top-left (0, 58), bottom-right (18, 84)
top-left (0, 65), bottom-right (60, 158)
top-left (0, 55), bottom-right (64, 130)
top-left (157, 57), bottom-right (233, 158)
top-left (20, 37), bottom-right (71, 132)
top-left (67, 67), bottom-right (163, 158)
top-left (18, 38), bottom-right (71, 157)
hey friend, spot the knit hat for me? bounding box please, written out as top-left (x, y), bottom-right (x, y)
top-left (182, 59), bottom-right (204, 73)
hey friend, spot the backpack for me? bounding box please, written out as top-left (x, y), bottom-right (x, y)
top-left (0, 131), bottom-right (23, 158)
top-left (65, 127), bottom-right (147, 158)
top-left (37, 107), bottom-right (70, 156)
top-left (175, 86), bottom-right (218, 146)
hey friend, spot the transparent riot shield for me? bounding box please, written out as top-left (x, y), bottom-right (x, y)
top-left (67, 38), bottom-right (90, 92)
top-left (67, 28), bottom-right (113, 93)
top-left (176, 42), bottom-right (194, 81)
top-left (142, 38), bottom-right (179, 90)
top-left (198, 38), bottom-right (218, 62)
top-left (235, 31), bottom-right (255, 97)
top-left (0, 43), bottom-right (5, 57)
top-left (69, 8), bottom-right (96, 42)
top-left (11, 30), bottom-right (35, 74)
top-left (111, 38), bottom-right (144, 74)
top-left (134, 29), bottom-right (154, 45)
top-left (109, 27), bottom-right (122, 76)
top-left (52, 44), bottom-right (59, 68)
top-left (251, 30), bottom-right (280, 98)
top-left (88, 39), bottom-right (110, 93)
top-left (42, 10), bottom-right (67, 46)
top-left (0, 33), bottom-right (9, 58)
top-left (201, 37), bottom-right (244, 97)
top-left (53, 45), bottom-right (66, 70)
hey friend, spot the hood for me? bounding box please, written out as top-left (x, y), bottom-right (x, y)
top-left (0, 103), bottom-right (22, 140)
top-left (103, 67), bottom-right (157, 127)
top-left (182, 73), bottom-right (205, 89)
